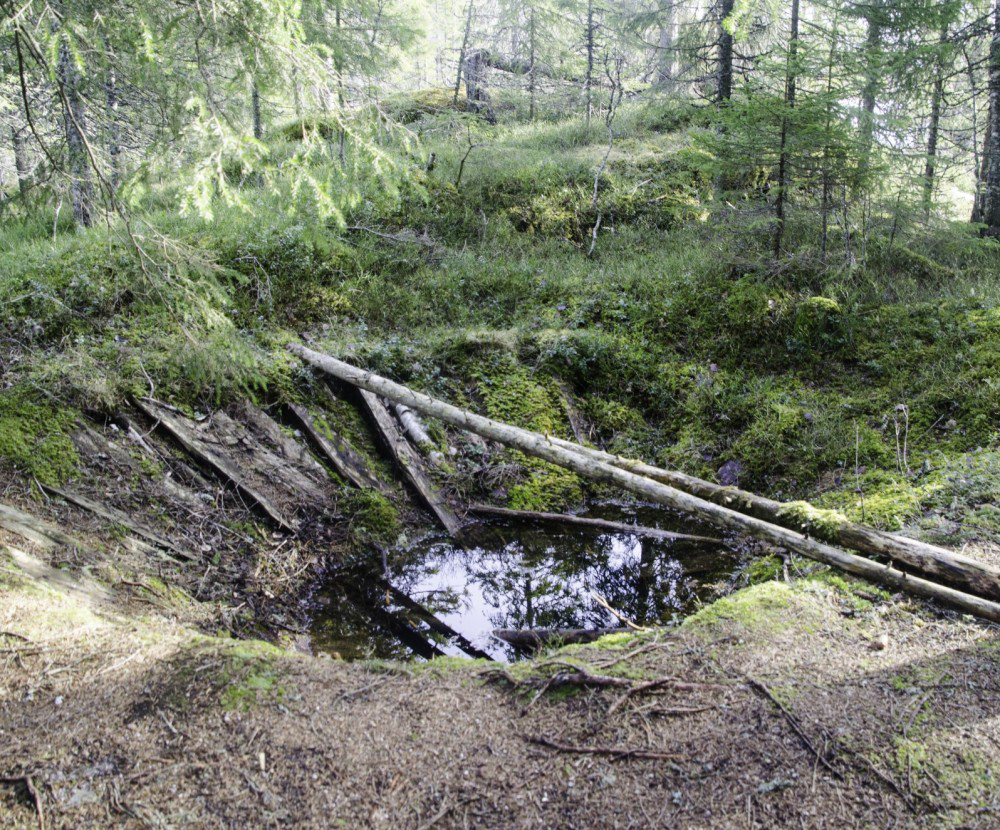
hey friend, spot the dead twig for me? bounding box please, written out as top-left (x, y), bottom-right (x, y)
top-left (524, 735), bottom-right (681, 762)
top-left (0, 774), bottom-right (45, 830)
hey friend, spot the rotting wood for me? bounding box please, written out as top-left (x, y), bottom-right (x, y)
top-left (493, 627), bottom-right (630, 649)
top-left (0, 502), bottom-right (83, 550)
top-left (287, 403), bottom-right (387, 492)
top-left (469, 504), bottom-right (721, 545)
top-left (355, 388), bottom-right (464, 538)
top-left (543, 435), bottom-right (1000, 602)
top-left (134, 399), bottom-right (296, 532)
top-left (40, 484), bottom-right (195, 561)
top-left (238, 404), bottom-right (330, 480)
top-left (288, 344), bottom-right (1000, 623)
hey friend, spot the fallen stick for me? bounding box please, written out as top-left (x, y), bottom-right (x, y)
top-left (393, 404), bottom-right (447, 468)
top-left (289, 344), bottom-right (1000, 623)
top-left (287, 403), bottom-right (388, 492)
top-left (524, 735), bottom-right (681, 762)
top-left (468, 503), bottom-right (721, 545)
top-left (542, 435), bottom-right (1000, 602)
top-left (355, 389), bottom-right (464, 538)
top-left (493, 627), bottom-right (631, 649)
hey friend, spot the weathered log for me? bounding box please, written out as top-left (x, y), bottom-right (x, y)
top-left (493, 627), bottom-right (630, 649)
top-left (542, 435), bottom-right (1000, 602)
top-left (0, 502), bottom-right (83, 550)
top-left (355, 388), bottom-right (464, 538)
top-left (288, 344), bottom-right (1000, 623)
top-left (134, 399), bottom-right (296, 531)
top-left (287, 403), bottom-right (388, 492)
top-left (40, 484), bottom-right (195, 561)
top-left (469, 504), bottom-right (720, 545)
top-left (393, 404), bottom-right (447, 468)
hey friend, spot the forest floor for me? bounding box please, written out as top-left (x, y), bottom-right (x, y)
top-left (3, 518), bottom-right (1000, 829)
top-left (4, 102), bottom-right (1000, 827)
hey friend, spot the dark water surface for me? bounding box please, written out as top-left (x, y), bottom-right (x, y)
top-left (307, 504), bottom-right (742, 662)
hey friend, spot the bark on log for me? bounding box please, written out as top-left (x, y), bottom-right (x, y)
top-left (469, 504), bottom-right (720, 545)
top-left (287, 403), bottom-right (388, 492)
top-left (355, 389), bottom-right (464, 538)
top-left (541, 435), bottom-right (1000, 602)
top-left (493, 627), bottom-right (630, 649)
top-left (393, 404), bottom-right (447, 468)
top-left (288, 344), bottom-right (1000, 623)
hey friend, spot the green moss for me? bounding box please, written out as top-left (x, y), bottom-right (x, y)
top-left (343, 489), bottom-right (401, 546)
top-left (683, 581), bottom-right (798, 631)
top-left (776, 501), bottom-right (848, 542)
top-left (0, 386), bottom-right (79, 485)
top-left (745, 555), bottom-right (784, 584)
top-left (816, 469), bottom-right (946, 531)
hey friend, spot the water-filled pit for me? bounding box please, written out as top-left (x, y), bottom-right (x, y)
top-left (307, 503), bottom-right (745, 662)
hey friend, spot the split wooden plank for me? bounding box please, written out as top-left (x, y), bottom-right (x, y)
top-left (0, 502), bottom-right (83, 550)
top-left (289, 344), bottom-right (1000, 623)
top-left (469, 504), bottom-right (721, 545)
top-left (134, 399), bottom-right (296, 532)
top-left (287, 403), bottom-right (388, 492)
top-left (356, 388), bottom-right (464, 538)
top-left (40, 484), bottom-right (196, 561)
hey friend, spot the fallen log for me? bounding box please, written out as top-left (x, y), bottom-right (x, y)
top-left (393, 404), bottom-right (447, 468)
top-left (287, 403), bottom-right (388, 492)
top-left (355, 388), bottom-right (464, 538)
top-left (0, 501), bottom-right (83, 550)
top-left (542, 435), bottom-right (1000, 602)
top-left (469, 504), bottom-right (721, 545)
top-left (288, 344), bottom-right (1000, 623)
top-left (493, 627), bottom-right (631, 649)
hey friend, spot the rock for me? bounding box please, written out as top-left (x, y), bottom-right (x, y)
top-left (869, 633), bottom-right (889, 651)
top-left (717, 460), bottom-right (744, 487)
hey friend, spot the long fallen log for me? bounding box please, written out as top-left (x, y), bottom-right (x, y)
top-left (355, 388), bottom-right (464, 538)
top-left (289, 344), bottom-right (1000, 623)
top-left (542, 435), bottom-right (1000, 602)
top-left (469, 504), bottom-right (721, 545)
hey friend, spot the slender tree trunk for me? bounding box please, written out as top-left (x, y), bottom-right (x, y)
top-left (251, 84), bottom-right (263, 140)
top-left (859, 7), bottom-right (882, 159)
top-left (656, 1), bottom-right (674, 90)
top-left (528, 7), bottom-right (537, 121)
top-left (773, 0), bottom-right (800, 257)
top-left (717, 0), bottom-right (735, 103)
top-left (454, 0), bottom-right (475, 105)
top-left (57, 30), bottom-right (94, 227)
top-left (820, 16), bottom-right (839, 261)
top-left (103, 37), bottom-right (121, 192)
top-left (982, 0), bottom-right (1000, 236)
top-left (12, 125), bottom-right (30, 195)
top-left (585, 0), bottom-right (595, 127)
top-left (922, 27), bottom-right (948, 218)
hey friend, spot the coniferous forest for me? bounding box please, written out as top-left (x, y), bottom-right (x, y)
top-left (3, 1), bottom-right (1000, 826)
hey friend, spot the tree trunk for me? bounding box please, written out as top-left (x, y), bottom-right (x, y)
top-left (12, 125), bottom-right (30, 195)
top-left (982, 0), bottom-right (1000, 237)
top-left (656, 2), bottom-right (675, 90)
top-left (922, 27), bottom-right (948, 218)
top-left (58, 31), bottom-right (94, 227)
top-left (528, 7), bottom-right (537, 121)
top-left (454, 0), bottom-right (475, 105)
top-left (773, 0), bottom-right (800, 257)
top-left (859, 7), bottom-right (882, 159)
top-left (251, 84), bottom-right (263, 140)
top-left (103, 37), bottom-right (121, 192)
top-left (717, 0), bottom-right (735, 103)
top-left (585, 0), bottom-right (595, 126)
top-left (288, 344), bottom-right (1000, 622)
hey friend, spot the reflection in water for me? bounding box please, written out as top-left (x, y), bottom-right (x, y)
top-left (308, 505), bottom-right (740, 662)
